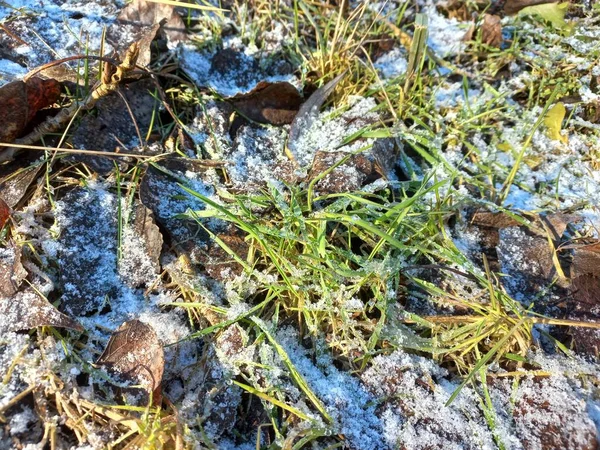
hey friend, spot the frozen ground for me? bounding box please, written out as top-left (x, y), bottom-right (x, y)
top-left (1, 0), bottom-right (600, 449)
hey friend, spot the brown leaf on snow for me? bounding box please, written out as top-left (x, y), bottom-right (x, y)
top-left (0, 243), bottom-right (27, 297)
top-left (571, 242), bottom-right (600, 279)
top-left (513, 377), bottom-right (598, 450)
top-left (471, 210), bottom-right (578, 239)
top-left (566, 275), bottom-right (600, 356)
top-left (200, 226), bottom-right (249, 281)
top-left (538, 213), bottom-right (581, 241)
top-left (308, 151), bottom-right (377, 195)
top-left (0, 160), bottom-right (43, 208)
top-left (0, 196), bottom-right (9, 229)
top-left (503, 0), bottom-right (559, 15)
top-left (228, 81), bottom-right (302, 125)
top-left (0, 287), bottom-right (83, 333)
top-left (0, 77), bottom-right (61, 144)
top-left (132, 202), bottom-right (163, 271)
top-left (71, 79), bottom-right (157, 174)
top-left (569, 274), bottom-right (600, 316)
top-left (470, 210), bottom-right (521, 229)
top-left (496, 226), bottom-right (564, 298)
top-left (96, 319), bottom-right (164, 405)
top-left (481, 14), bottom-right (503, 48)
top-left (118, 0), bottom-right (186, 41)
top-left (112, 0), bottom-right (186, 68)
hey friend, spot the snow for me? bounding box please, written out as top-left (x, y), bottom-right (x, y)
top-left (0, 0), bottom-right (120, 77)
top-left (3, 0), bottom-right (600, 448)
top-left (179, 36), bottom-right (298, 97)
top-left (362, 350), bottom-right (496, 450)
top-left (288, 96), bottom-right (379, 168)
top-left (374, 47), bottom-right (408, 79)
top-left (277, 327), bottom-right (388, 450)
top-left (425, 5), bottom-right (467, 57)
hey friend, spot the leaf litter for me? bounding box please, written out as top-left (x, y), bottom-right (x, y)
top-left (1, 0), bottom-right (600, 449)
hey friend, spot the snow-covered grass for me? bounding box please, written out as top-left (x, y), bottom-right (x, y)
top-left (2, 0), bottom-right (600, 449)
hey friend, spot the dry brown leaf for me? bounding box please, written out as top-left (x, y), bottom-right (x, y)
top-left (0, 287), bottom-right (83, 333)
top-left (0, 196), bottom-right (9, 229)
top-left (0, 243), bottom-right (27, 297)
top-left (538, 213), bottom-right (581, 241)
top-left (0, 77), bottom-right (61, 144)
top-left (132, 202), bottom-right (163, 271)
top-left (96, 319), bottom-right (164, 405)
top-left (513, 378), bottom-right (598, 450)
top-left (71, 79), bottom-right (156, 174)
top-left (308, 151), bottom-right (376, 194)
top-left (114, 0), bottom-right (186, 67)
top-left (471, 210), bottom-right (521, 229)
top-left (567, 275), bottom-right (600, 356)
top-left (0, 160), bottom-right (43, 208)
top-left (229, 81), bottom-right (302, 125)
top-left (569, 274), bottom-right (600, 315)
top-left (481, 14), bottom-right (503, 48)
top-left (571, 242), bottom-right (600, 279)
top-left (503, 0), bottom-right (559, 15)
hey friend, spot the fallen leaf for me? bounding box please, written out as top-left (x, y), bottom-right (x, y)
top-left (0, 243), bottom-right (27, 297)
top-left (288, 72), bottom-right (346, 149)
top-left (571, 242), bottom-right (600, 278)
top-left (140, 159), bottom-right (212, 262)
top-left (0, 196), bottom-right (9, 229)
top-left (538, 213), bottom-right (580, 241)
top-left (504, 0), bottom-right (559, 15)
top-left (111, 0), bottom-right (186, 68)
top-left (71, 79), bottom-right (157, 174)
top-left (513, 378), bottom-right (598, 450)
top-left (569, 274), bottom-right (600, 315)
top-left (228, 81), bottom-right (302, 125)
top-left (118, 0), bottom-right (186, 42)
top-left (544, 102), bottom-right (568, 143)
top-left (0, 161), bottom-right (43, 208)
top-left (96, 320), bottom-right (164, 405)
top-left (497, 226), bottom-right (559, 297)
top-left (481, 14), bottom-right (503, 48)
top-left (121, 201), bottom-right (163, 288)
top-left (200, 226), bottom-right (249, 281)
top-left (308, 151), bottom-right (376, 194)
top-left (471, 210), bottom-right (521, 229)
top-left (517, 2), bottom-right (568, 29)
top-left (567, 275), bottom-right (600, 356)
top-left (0, 77), bottom-right (61, 143)
top-left (133, 202), bottom-right (163, 269)
top-left (0, 287), bottom-right (83, 333)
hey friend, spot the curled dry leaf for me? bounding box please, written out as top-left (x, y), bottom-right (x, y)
top-left (0, 196), bottom-right (9, 229)
top-left (0, 287), bottom-right (83, 333)
top-left (96, 319), bottom-right (165, 405)
top-left (113, 0), bottom-right (186, 67)
top-left (0, 77), bottom-right (61, 143)
top-left (228, 81), bottom-right (302, 125)
top-left (481, 14), bottom-right (503, 48)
